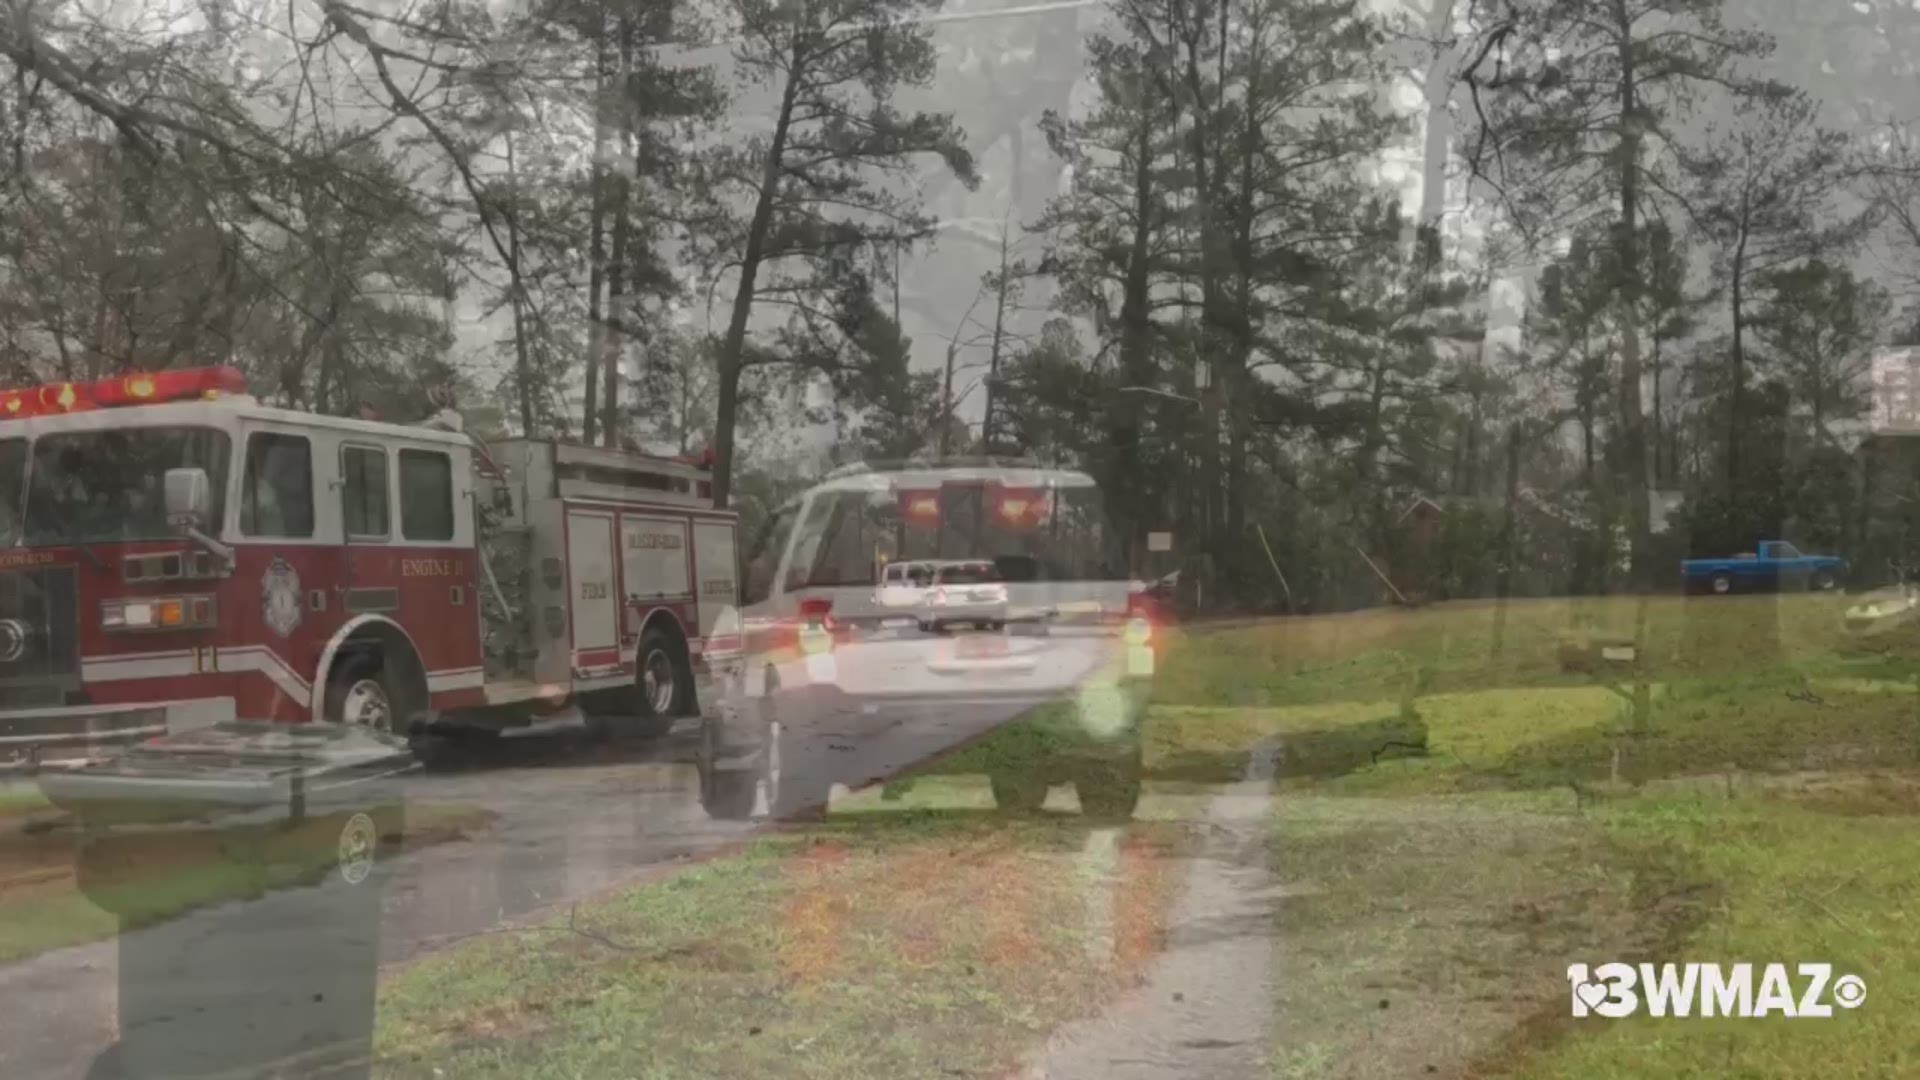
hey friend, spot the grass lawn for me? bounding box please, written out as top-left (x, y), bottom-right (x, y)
top-left (0, 785), bottom-right (51, 821)
top-left (0, 801), bottom-right (492, 964)
top-left (373, 811), bottom-right (1183, 1080)
top-left (1140, 595), bottom-right (1920, 1078)
top-left (364, 593), bottom-right (1920, 1078)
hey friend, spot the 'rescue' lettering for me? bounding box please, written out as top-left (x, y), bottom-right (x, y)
top-left (627, 530), bottom-right (684, 551)
top-left (700, 577), bottom-right (734, 597)
top-left (401, 558), bottom-right (459, 577)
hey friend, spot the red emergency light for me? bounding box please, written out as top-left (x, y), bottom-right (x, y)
top-left (0, 366), bottom-right (247, 421)
top-left (900, 489), bottom-right (942, 531)
top-left (992, 484), bottom-right (1050, 530)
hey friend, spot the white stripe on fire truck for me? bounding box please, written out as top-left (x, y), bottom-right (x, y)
top-left (81, 651), bottom-right (196, 681)
top-left (425, 667), bottom-right (485, 692)
top-left (221, 647), bottom-right (313, 705)
top-left (86, 651), bottom-right (487, 703)
top-left (84, 647), bottom-right (313, 707)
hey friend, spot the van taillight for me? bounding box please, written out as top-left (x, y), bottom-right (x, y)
top-left (796, 597), bottom-right (835, 657)
top-left (798, 597), bottom-right (834, 626)
top-left (1125, 594), bottom-right (1157, 644)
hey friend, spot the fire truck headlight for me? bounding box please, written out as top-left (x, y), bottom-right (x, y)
top-left (103, 595), bottom-right (216, 631)
top-left (103, 600), bottom-right (149, 629)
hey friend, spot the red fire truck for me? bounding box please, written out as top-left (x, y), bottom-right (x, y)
top-left (0, 365), bottom-right (739, 768)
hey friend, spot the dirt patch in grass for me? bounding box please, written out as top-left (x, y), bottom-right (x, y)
top-left (1271, 796), bottom-right (1709, 1080)
top-left (1770, 771), bottom-right (1920, 816)
top-left (375, 814), bottom-right (1185, 1080)
top-left (1482, 796), bottom-right (1920, 1078)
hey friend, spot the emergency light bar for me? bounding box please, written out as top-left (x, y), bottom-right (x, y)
top-left (0, 366), bottom-right (248, 421)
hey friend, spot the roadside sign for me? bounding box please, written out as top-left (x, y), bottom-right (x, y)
top-left (1147, 531), bottom-right (1173, 552)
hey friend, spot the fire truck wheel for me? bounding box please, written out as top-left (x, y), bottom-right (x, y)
top-left (326, 658), bottom-right (398, 733)
top-left (1075, 746), bottom-right (1144, 822)
top-left (634, 627), bottom-right (694, 725)
top-left (989, 769), bottom-right (1048, 814)
top-left (699, 720), bottom-right (758, 820)
top-left (763, 717), bottom-right (829, 822)
top-left (583, 627), bottom-right (690, 740)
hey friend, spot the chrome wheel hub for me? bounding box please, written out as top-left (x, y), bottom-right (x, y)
top-left (642, 649), bottom-right (676, 714)
top-left (341, 678), bottom-right (392, 732)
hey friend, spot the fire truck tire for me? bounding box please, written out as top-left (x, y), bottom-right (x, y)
top-left (636, 626), bottom-right (695, 723)
top-left (1075, 746), bottom-right (1144, 822)
top-left (583, 626), bottom-right (689, 741)
top-left (700, 720), bottom-right (758, 820)
top-left (324, 655), bottom-right (401, 734)
top-left (989, 769), bottom-right (1048, 814)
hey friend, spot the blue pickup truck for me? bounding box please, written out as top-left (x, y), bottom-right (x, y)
top-left (1682, 541), bottom-right (1847, 595)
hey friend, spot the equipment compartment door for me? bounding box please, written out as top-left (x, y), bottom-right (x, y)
top-left (692, 520), bottom-right (739, 638)
top-left (566, 510), bottom-right (619, 656)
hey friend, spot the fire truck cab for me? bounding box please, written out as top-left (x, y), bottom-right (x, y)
top-left (0, 366), bottom-right (739, 768)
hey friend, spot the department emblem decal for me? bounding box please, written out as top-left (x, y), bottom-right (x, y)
top-left (262, 558), bottom-right (303, 637)
top-left (338, 812), bottom-right (377, 885)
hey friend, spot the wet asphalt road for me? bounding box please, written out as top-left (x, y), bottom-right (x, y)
top-left (0, 695), bottom-right (1032, 1080)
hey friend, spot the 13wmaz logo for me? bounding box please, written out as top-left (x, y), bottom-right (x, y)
top-left (1568, 962), bottom-right (1866, 1018)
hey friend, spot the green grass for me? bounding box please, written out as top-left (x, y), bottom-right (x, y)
top-left (0, 802), bottom-right (490, 964)
top-left (363, 594), bottom-right (1920, 1078)
top-left (373, 813), bottom-right (1184, 1080)
top-left (1176, 595), bottom-right (1920, 1078)
top-left (0, 786), bottom-right (51, 821)
top-left (1269, 793), bottom-right (1707, 1080)
top-left (1500, 796), bottom-right (1920, 1079)
top-left (1154, 594), bottom-right (1868, 712)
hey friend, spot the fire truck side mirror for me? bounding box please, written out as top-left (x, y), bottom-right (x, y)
top-left (164, 467), bottom-right (213, 531)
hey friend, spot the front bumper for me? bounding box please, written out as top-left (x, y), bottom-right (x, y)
top-left (0, 696), bottom-right (234, 775)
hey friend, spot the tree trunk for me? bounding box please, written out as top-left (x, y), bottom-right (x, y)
top-left (1413, 0), bottom-right (1456, 245)
top-left (939, 340), bottom-right (957, 457)
top-left (1727, 230), bottom-right (1749, 489)
top-left (583, 25), bottom-right (610, 445)
top-left (1176, 27), bottom-right (1228, 578)
top-left (713, 52), bottom-right (803, 509)
top-left (599, 21), bottom-right (633, 449)
top-left (606, 28), bottom-right (647, 451)
top-left (1580, 391), bottom-right (1595, 483)
top-left (1612, 0), bottom-right (1654, 588)
top-left (982, 224), bottom-right (1011, 450)
top-left (1223, 99), bottom-right (1259, 575)
top-left (505, 135), bottom-right (535, 436)
top-left (1108, 109), bottom-right (1157, 553)
top-left (1650, 338), bottom-right (1664, 488)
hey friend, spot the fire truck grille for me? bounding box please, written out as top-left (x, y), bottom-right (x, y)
top-left (0, 566), bottom-right (80, 708)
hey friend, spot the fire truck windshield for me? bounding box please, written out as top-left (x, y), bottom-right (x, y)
top-left (21, 427), bottom-right (230, 547)
top-left (0, 439), bottom-right (24, 546)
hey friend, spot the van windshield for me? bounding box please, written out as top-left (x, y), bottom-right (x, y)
top-left (786, 477), bottom-right (1125, 591)
top-left (936, 563), bottom-right (999, 585)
